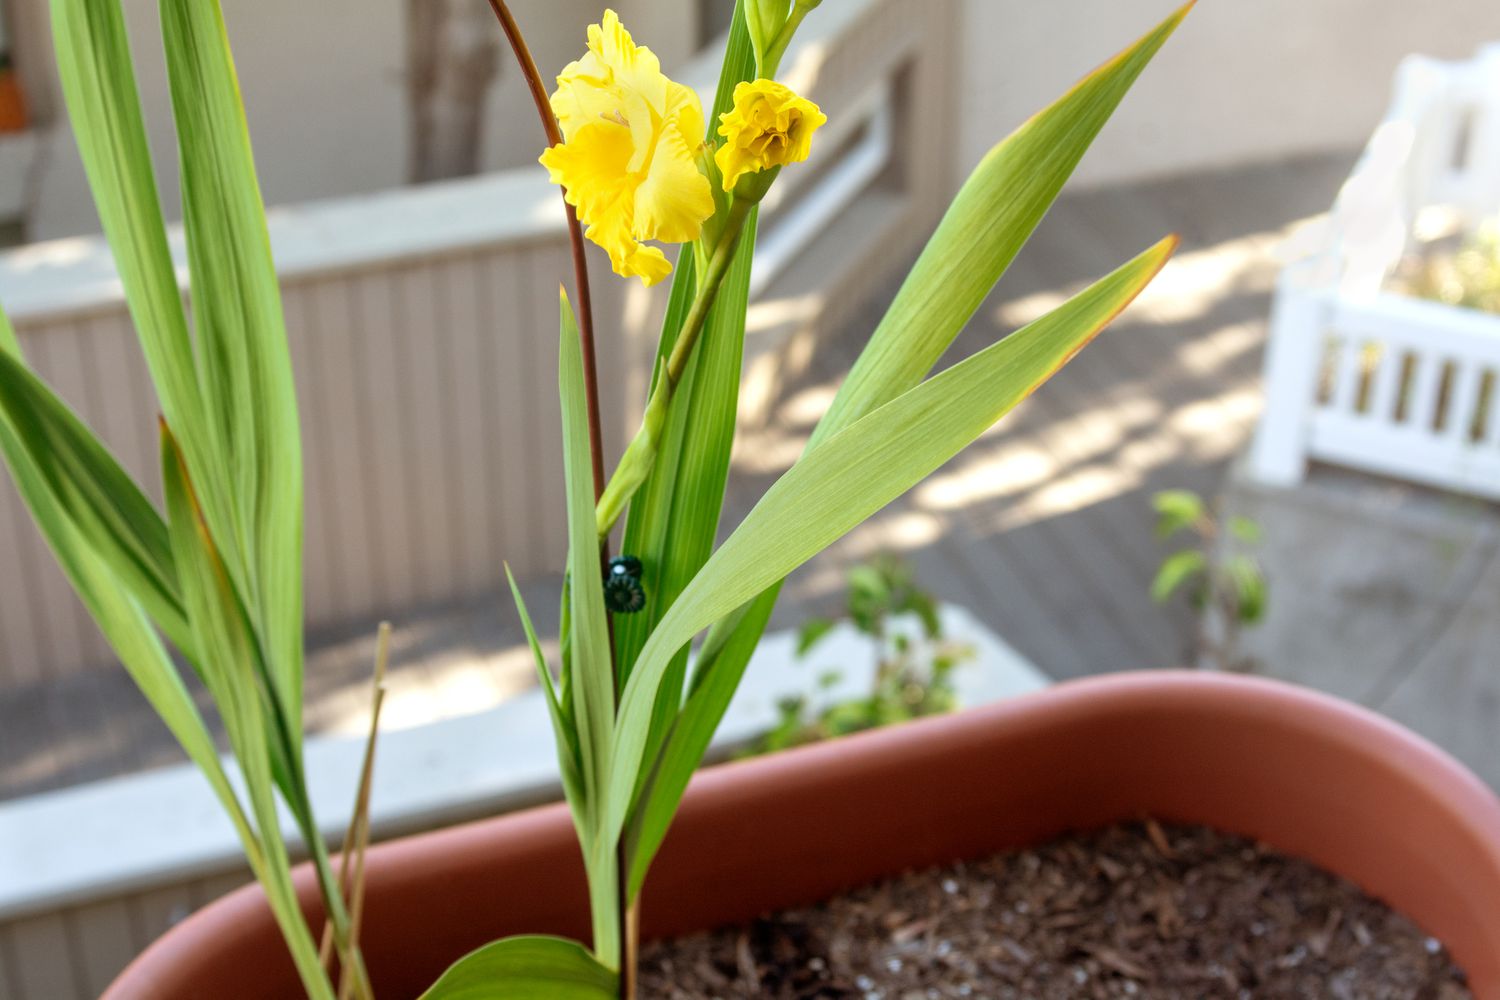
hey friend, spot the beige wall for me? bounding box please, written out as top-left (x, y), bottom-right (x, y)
top-left (956, 0), bottom-right (1500, 191)
top-left (12, 0), bottom-right (695, 240)
top-left (17, 0), bottom-right (1500, 239)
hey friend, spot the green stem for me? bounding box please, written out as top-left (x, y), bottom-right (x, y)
top-left (761, 2), bottom-right (817, 76)
top-left (595, 196), bottom-right (755, 537)
top-left (666, 198), bottom-right (754, 387)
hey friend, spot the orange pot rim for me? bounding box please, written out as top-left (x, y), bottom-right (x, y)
top-left (105, 670), bottom-right (1500, 999)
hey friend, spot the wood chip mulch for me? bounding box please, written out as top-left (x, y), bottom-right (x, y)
top-left (637, 821), bottom-right (1471, 999)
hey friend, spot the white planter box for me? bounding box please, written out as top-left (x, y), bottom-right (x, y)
top-left (1250, 43), bottom-right (1500, 498)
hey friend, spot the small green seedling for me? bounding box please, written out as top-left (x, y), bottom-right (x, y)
top-left (1151, 489), bottom-right (1268, 673)
top-left (752, 553), bottom-right (973, 755)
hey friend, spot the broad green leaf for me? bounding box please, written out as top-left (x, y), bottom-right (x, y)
top-left (160, 0), bottom-right (306, 741)
top-left (419, 935), bottom-right (618, 1000)
top-left (0, 347), bottom-right (191, 655)
top-left (558, 291), bottom-right (620, 968)
top-left (1150, 549), bottom-right (1206, 604)
top-left (161, 425), bottom-right (332, 999)
top-left (624, 4), bottom-right (1196, 873)
top-left (610, 3), bottom-right (758, 804)
top-left (610, 236), bottom-right (1178, 848)
top-left (1152, 488), bottom-right (1204, 539)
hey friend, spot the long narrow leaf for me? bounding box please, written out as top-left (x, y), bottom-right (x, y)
top-left (160, 0), bottom-right (306, 740)
top-left (0, 313), bottom-right (225, 817)
top-left (558, 291), bottom-right (620, 967)
top-left (0, 346), bottom-right (190, 655)
top-left (506, 565), bottom-right (585, 813)
top-left (161, 425), bottom-right (332, 1000)
top-left (622, 3), bottom-right (1196, 886)
top-left (419, 935), bottom-right (618, 1000)
top-left (47, 0), bottom-right (234, 569)
top-left (625, 589), bottom-right (772, 895)
top-left (611, 2), bottom-right (759, 765)
top-left (609, 236), bottom-right (1179, 845)
top-left (814, 1), bottom-right (1191, 445)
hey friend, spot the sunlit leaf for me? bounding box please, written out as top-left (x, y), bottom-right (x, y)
top-left (623, 5), bottom-right (1195, 888)
top-left (1152, 489), bottom-right (1205, 539)
top-left (612, 237), bottom-right (1178, 855)
top-left (47, 0), bottom-right (236, 579)
top-left (160, 0), bottom-right (305, 740)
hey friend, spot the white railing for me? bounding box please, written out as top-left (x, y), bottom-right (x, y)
top-left (1250, 43), bottom-right (1500, 497)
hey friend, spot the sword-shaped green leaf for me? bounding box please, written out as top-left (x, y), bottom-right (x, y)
top-left (0, 316), bottom-right (190, 655)
top-left (558, 291), bottom-right (621, 968)
top-left (621, 2), bottom-right (1194, 893)
top-left (611, 236), bottom-right (1179, 857)
top-left (609, 2), bottom-right (759, 783)
top-left (47, 0), bottom-right (236, 575)
top-left (161, 425), bottom-right (332, 1000)
top-left (160, 0), bottom-right (306, 740)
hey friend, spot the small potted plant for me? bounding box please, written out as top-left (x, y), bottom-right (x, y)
top-left (3, 0), bottom-right (1498, 996)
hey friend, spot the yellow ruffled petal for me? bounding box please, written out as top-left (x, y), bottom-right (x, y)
top-left (542, 10), bottom-right (714, 286)
top-left (589, 10), bottom-right (667, 121)
top-left (539, 120), bottom-right (634, 223)
top-left (620, 243), bottom-right (673, 286)
top-left (634, 121), bottom-right (715, 245)
top-left (714, 78), bottom-right (827, 191)
top-left (666, 80), bottom-right (706, 148)
top-left (586, 209), bottom-right (672, 287)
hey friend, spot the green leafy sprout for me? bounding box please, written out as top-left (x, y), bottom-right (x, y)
top-left (752, 553), bottom-right (972, 755)
top-left (1150, 489), bottom-right (1268, 673)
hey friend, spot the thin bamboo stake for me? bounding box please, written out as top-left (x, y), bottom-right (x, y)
top-left (320, 622), bottom-right (391, 995)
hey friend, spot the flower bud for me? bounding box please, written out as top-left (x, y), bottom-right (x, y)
top-left (713, 79), bottom-right (827, 198)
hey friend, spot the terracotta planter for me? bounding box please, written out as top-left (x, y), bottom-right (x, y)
top-left (106, 671), bottom-right (1500, 999)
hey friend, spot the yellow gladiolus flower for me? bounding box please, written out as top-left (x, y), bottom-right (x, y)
top-left (714, 79), bottom-right (827, 194)
top-left (540, 10), bottom-right (714, 287)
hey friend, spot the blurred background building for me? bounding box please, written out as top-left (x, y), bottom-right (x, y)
top-left (3, 1), bottom-right (1500, 996)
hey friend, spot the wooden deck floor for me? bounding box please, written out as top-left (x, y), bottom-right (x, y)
top-left (0, 151), bottom-right (1357, 802)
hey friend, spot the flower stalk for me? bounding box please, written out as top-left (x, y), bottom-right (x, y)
top-left (486, 0), bottom-right (605, 506)
top-left (595, 193), bottom-right (756, 538)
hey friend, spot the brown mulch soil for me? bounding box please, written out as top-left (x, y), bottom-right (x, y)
top-left (638, 821), bottom-right (1471, 999)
